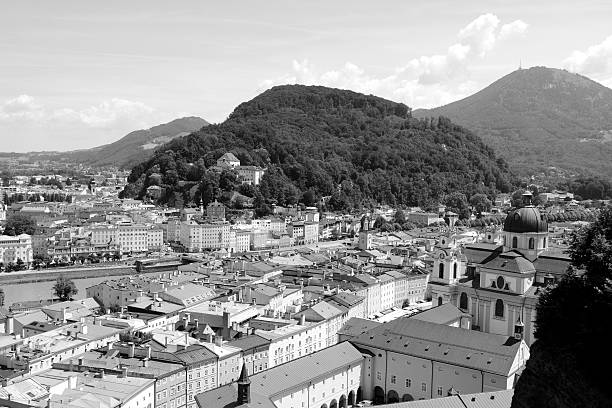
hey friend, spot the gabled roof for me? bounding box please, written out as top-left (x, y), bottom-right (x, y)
top-left (482, 251), bottom-right (536, 275)
top-left (410, 303), bottom-right (470, 326)
top-left (350, 318), bottom-right (523, 376)
top-left (195, 342), bottom-right (363, 408)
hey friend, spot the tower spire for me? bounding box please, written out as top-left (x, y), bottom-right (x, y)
top-left (237, 362), bottom-right (251, 404)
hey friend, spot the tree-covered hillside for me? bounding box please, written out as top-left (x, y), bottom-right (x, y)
top-left (121, 85), bottom-right (514, 212)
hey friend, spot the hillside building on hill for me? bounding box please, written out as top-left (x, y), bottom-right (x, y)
top-left (217, 152), bottom-right (241, 169)
top-left (430, 192), bottom-right (571, 345)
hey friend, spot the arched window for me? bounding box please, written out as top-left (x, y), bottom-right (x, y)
top-left (459, 292), bottom-right (468, 310)
top-left (543, 237), bottom-right (547, 248)
top-left (495, 299), bottom-right (504, 318)
top-left (438, 263), bottom-right (444, 279)
top-left (512, 237), bottom-right (518, 248)
top-left (453, 263), bottom-right (458, 279)
top-left (438, 297), bottom-right (443, 306)
top-left (528, 238), bottom-right (534, 249)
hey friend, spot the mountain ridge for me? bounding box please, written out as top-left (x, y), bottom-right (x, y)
top-left (0, 116), bottom-right (209, 169)
top-left (414, 66), bottom-right (612, 178)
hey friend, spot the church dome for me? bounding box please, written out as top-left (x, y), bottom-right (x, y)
top-left (503, 193), bottom-right (548, 233)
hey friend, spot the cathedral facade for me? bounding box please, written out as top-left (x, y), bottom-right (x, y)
top-left (430, 192), bottom-right (571, 345)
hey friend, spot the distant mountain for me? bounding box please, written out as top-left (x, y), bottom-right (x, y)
top-left (121, 85), bottom-right (514, 211)
top-left (414, 67), bottom-right (612, 178)
top-left (66, 116), bottom-right (209, 168)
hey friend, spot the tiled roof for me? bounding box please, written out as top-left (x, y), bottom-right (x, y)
top-left (350, 318), bottom-right (522, 376)
top-left (337, 317), bottom-right (381, 339)
top-left (227, 335), bottom-right (271, 352)
top-left (463, 243), bottom-right (503, 264)
top-left (379, 389), bottom-right (513, 408)
top-left (410, 303), bottom-right (469, 325)
top-left (482, 251), bottom-right (536, 275)
top-left (195, 342), bottom-right (363, 408)
top-left (533, 254), bottom-right (571, 276)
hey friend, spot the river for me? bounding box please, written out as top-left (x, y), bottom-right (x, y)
top-left (1, 272), bottom-right (162, 308)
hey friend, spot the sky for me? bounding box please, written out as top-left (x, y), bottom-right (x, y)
top-left (1, 0), bottom-right (612, 152)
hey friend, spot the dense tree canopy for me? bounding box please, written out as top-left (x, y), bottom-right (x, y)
top-left (122, 85), bottom-right (514, 211)
top-left (3, 214), bottom-right (36, 236)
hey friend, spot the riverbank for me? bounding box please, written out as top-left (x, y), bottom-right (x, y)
top-left (0, 265), bottom-right (137, 285)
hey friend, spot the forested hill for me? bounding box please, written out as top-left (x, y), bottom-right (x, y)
top-left (121, 85), bottom-right (514, 211)
top-left (414, 66), bottom-right (612, 178)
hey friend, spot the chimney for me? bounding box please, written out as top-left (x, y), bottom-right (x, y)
top-left (222, 311), bottom-right (231, 341)
top-left (78, 357), bottom-right (84, 366)
top-left (121, 366), bottom-right (128, 378)
top-left (299, 314), bottom-right (306, 326)
top-left (128, 342), bottom-right (135, 358)
top-left (99, 369), bottom-right (105, 379)
top-left (81, 324), bottom-right (88, 335)
top-left (215, 335), bottom-right (223, 347)
top-left (232, 322), bottom-right (238, 332)
top-left (143, 359), bottom-right (149, 368)
top-left (185, 312), bottom-right (191, 324)
top-left (68, 358), bottom-right (74, 372)
top-left (194, 319), bottom-right (199, 330)
top-left (184, 331), bottom-right (189, 344)
top-left (204, 333), bottom-right (213, 343)
top-left (145, 345), bottom-right (152, 360)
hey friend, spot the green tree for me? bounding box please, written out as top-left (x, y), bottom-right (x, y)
top-left (53, 276), bottom-right (78, 301)
top-left (393, 209), bottom-right (406, 224)
top-left (444, 192), bottom-right (471, 219)
top-left (470, 193), bottom-right (492, 216)
top-left (513, 208), bottom-right (612, 408)
top-left (3, 214), bottom-right (36, 236)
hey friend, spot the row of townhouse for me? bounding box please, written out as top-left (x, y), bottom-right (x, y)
top-left (88, 223), bottom-right (164, 253)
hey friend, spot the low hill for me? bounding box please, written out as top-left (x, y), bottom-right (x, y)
top-left (66, 116), bottom-right (209, 168)
top-left (121, 85), bottom-right (514, 211)
top-left (414, 66), bottom-right (612, 178)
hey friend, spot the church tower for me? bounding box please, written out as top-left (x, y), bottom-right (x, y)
top-left (358, 214), bottom-right (373, 250)
top-left (237, 363), bottom-right (251, 404)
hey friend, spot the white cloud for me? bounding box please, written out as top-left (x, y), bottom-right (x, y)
top-left (0, 95), bottom-right (159, 129)
top-left (499, 20), bottom-right (529, 40)
top-left (0, 95), bottom-right (178, 151)
top-left (563, 35), bottom-right (612, 78)
top-left (260, 13), bottom-right (529, 109)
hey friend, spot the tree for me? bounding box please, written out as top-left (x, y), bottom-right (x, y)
top-left (53, 276), bottom-right (78, 301)
top-left (393, 209), bottom-right (406, 224)
top-left (444, 192), bottom-right (471, 219)
top-left (3, 214), bottom-right (36, 236)
top-left (469, 193), bottom-right (492, 216)
top-left (513, 208), bottom-right (612, 407)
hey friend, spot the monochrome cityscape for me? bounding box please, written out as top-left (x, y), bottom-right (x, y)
top-left (1, 2), bottom-right (611, 408)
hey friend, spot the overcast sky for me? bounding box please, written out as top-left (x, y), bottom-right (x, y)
top-left (2, 0), bottom-right (612, 152)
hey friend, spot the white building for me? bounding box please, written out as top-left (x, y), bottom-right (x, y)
top-left (0, 233), bottom-right (33, 265)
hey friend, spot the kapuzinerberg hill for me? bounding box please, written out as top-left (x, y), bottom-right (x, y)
top-left (122, 85), bottom-right (514, 211)
top-left (415, 66), bottom-right (612, 177)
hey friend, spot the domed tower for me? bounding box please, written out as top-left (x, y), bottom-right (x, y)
top-left (503, 192), bottom-right (548, 261)
top-left (358, 214), bottom-right (373, 250)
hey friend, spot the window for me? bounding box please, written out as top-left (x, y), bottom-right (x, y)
top-left (391, 375), bottom-right (396, 384)
top-left (459, 292), bottom-right (468, 310)
top-left (495, 299), bottom-right (504, 318)
top-left (376, 372), bottom-right (382, 381)
top-left (512, 237), bottom-right (518, 248)
top-left (437, 387), bottom-right (443, 396)
top-left (528, 237), bottom-right (535, 249)
top-left (421, 383), bottom-right (427, 392)
top-left (496, 276), bottom-right (505, 290)
top-left (438, 263), bottom-right (444, 279)
top-left (438, 296), bottom-right (443, 306)
top-left (453, 263), bottom-right (457, 279)
top-left (405, 378), bottom-right (411, 388)
top-left (543, 237), bottom-right (547, 247)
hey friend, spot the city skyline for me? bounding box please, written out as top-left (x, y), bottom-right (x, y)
top-left (1, 0), bottom-right (612, 152)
